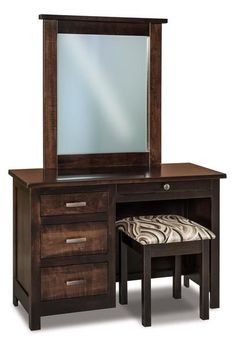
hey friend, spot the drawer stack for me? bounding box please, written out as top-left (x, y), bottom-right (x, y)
top-left (39, 186), bottom-right (115, 314)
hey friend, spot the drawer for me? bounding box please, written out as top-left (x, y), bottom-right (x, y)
top-left (41, 222), bottom-right (108, 258)
top-left (41, 263), bottom-right (108, 301)
top-left (40, 191), bottom-right (108, 216)
top-left (117, 180), bottom-right (211, 196)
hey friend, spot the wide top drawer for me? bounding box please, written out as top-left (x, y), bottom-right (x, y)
top-left (117, 180), bottom-right (211, 201)
top-left (40, 191), bottom-right (108, 216)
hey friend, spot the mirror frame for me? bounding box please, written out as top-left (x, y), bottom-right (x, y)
top-left (39, 14), bottom-right (167, 173)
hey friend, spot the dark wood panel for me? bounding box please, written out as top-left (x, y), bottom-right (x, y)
top-left (149, 23), bottom-right (162, 166)
top-left (58, 153), bottom-right (149, 171)
top-left (16, 184), bottom-right (30, 292)
top-left (187, 198), bottom-right (211, 229)
top-left (30, 189), bottom-right (41, 330)
top-left (117, 190), bottom-right (211, 203)
top-left (107, 185), bottom-right (116, 305)
top-left (41, 263), bottom-right (108, 300)
top-left (150, 241), bottom-right (202, 257)
top-left (41, 212), bottom-right (107, 225)
top-left (41, 253), bottom-right (108, 268)
top-left (40, 191), bottom-right (108, 216)
top-left (8, 164), bottom-right (226, 188)
top-left (210, 180), bottom-right (220, 308)
top-left (39, 184), bottom-right (109, 195)
top-left (14, 280), bottom-right (29, 313)
top-left (39, 14), bottom-right (168, 24)
top-left (43, 20), bottom-right (57, 170)
top-left (41, 294), bottom-right (114, 317)
top-left (58, 20), bottom-right (149, 35)
top-left (13, 183), bottom-right (18, 306)
top-left (116, 199), bottom-right (187, 220)
top-left (117, 179), bottom-right (211, 195)
top-left (41, 222), bottom-right (108, 258)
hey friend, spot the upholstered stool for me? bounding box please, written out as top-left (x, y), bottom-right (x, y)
top-left (116, 215), bottom-right (216, 327)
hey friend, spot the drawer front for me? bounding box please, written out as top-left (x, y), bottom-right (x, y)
top-left (41, 222), bottom-right (108, 258)
top-left (117, 180), bottom-right (211, 196)
top-left (41, 263), bottom-right (108, 301)
top-left (40, 191), bottom-right (108, 216)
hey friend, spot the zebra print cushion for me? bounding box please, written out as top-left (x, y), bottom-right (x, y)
top-left (116, 215), bottom-right (216, 245)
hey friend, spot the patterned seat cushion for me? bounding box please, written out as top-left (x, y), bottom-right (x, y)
top-left (116, 215), bottom-right (216, 245)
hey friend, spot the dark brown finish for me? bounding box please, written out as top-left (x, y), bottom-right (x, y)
top-left (40, 191), bottom-right (108, 216)
top-left (173, 255), bottom-right (182, 299)
top-left (41, 14), bottom-right (166, 171)
top-left (14, 280), bottom-right (29, 312)
top-left (119, 231), bottom-right (211, 326)
top-left (149, 23), bottom-right (162, 167)
top-left (117, 179), bottom-right (211, 197)
top-left (142, 246), bottom-right (151, 327)
top-left (58, 20), bottom-right (149, 35)
top-left (9, 163), bottom-right (226, 188)
top-left (41, 222), bottom-right (108, 258)
top-left (41, 294), bottom-right (114, 316)
top-left (200, 241), bottom-right (210, 319)
top-left (119, 231), bottom-right (128, 305)
top-left (210, 180), bottom-right (220, 308)
top-left (12, 182), bottom-right (116, 330)
top-left (14, 183), bottom-right (30, 293)
top-left (13, 183), bottom-right (18, 306)
top-left (39, 14), bottom-right (168, 24)
top-left (11, 170), bottom-right (225, 329)
top-left (41, 253), bottom-right (108, 268)
top-left (41, 263), bottom-right (108, 300)
top-left (43, 20), bottom-right (57, 170)
top-left (11, 13), bottom-right (225, 330)
top-left (41, 212), bottom-right (107, 225)
top-left (58, 153), bottom-right (149, 171)
top-left (29, 189), bottom-right (41, 330)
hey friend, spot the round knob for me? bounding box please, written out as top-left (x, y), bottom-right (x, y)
top-left (163, 183), bottom-right (170, 191)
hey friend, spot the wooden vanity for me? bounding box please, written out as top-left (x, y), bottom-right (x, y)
top-left (9, 14), bottom-right (226, 330)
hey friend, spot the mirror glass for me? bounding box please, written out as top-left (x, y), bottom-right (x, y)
top-left (57, 34), bottom-right (149, 155)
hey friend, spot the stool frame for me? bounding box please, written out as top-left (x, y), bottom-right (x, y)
top-left (119, 231), bottom-right (210, 327)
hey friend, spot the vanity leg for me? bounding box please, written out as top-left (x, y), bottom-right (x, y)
top-left (184, 276), bottom-right (190, 288)
top-left (13, 294), bottom-right (18, 307)
top-left (29, 312), bottom-right (41, 331)
top-left (210, 181), bottom-right (220, 309)
top-left (173, 255), bottom-right (182, 299)
top-left (210, 239), bottom-right (220, 308)
top-left (119, 232), bottom-right (128, 305)
top-left (142, 247), bottom-right (151, 327)
top-left (200, 241), bottom-right (209, 320)
top-left (29, 189), bottom-right (41, 330)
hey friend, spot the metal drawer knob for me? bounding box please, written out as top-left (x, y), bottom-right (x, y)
top-left (65, 237), bottom-right (87, 244)
top-left (65, 279), bottom-right (86, 286)
top-left (163, 183), bottom-right (171, 191)
top-left (65, 201), bottom-right (87, 208)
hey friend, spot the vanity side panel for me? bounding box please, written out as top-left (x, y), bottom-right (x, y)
top-left (15, 182), bottom-right (31, 293)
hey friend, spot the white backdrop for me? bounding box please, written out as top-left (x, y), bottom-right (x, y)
top-left (0, 0), bottom-right (233, 345)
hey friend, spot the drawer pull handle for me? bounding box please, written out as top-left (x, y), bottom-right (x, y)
top-left (65, 201), bottom-right (87, 208)
top-left (65, 237), bottom-right (87, 244)
top-left (163, 183), bottom-right (171, 191)
top-left (66, 279), bottom-right (86, 286)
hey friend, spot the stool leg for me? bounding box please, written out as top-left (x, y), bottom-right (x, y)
top-left (200, 240), bottom-right (210, 320)
top-left (142, 246), bottom-right (151, 327)
top-left (184, 275), bottom-right (190, 288)
top-left (173, 255), bottom-right (182, 299)
top-left (119, 231), bottom-right (128, 305)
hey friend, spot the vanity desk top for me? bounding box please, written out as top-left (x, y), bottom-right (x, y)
top-left (9, 163), bottom-right (226, 188)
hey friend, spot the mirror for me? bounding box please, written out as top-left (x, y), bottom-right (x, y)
top-left (57, 34), bottom-right (149, 155)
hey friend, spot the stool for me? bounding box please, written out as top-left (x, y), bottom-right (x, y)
top-left (116, 215), bottom-right (216, 327)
